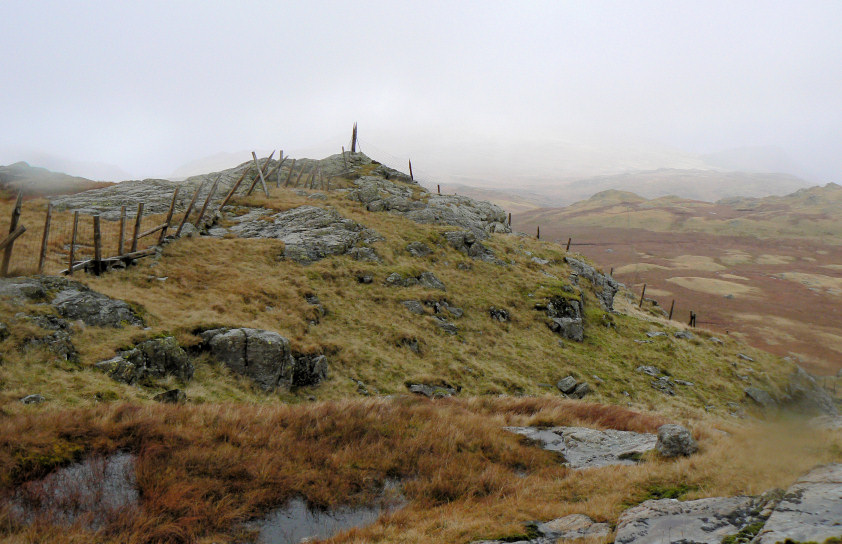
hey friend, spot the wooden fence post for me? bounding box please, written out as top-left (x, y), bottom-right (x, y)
top-left (536, 226), bottom-right (540, 239)
top-left (38, 203), bottom-right (52, 274)
top-left (247, 151), bottom-right (271, 197)
top-left (158, 189), bottom-right (179, 244)
top-left (609, 267), bottom-right (614, 276)
top-left (245, 150), bottom-right (275, 196)
top-left (507, 212), bottom-right (511, 226)
top-left (295, 162), bottom-right (308, 187)
top-left (341, 146), bottom-right (347, 170)
top-left (131, 203), bottom-right (144, 252)
top-left (668, 299), bottom-right (675, 320)
top-left (195, 177), bottom-right (220, 228)
top-left (284, 158), bottom-right (297, 187)
top-left (93, 215), bottom-right (102, 275)
top-left (408, 159), bottom-right (413, 180)
top-left (68, 211), bottom-right (79, 275)
top-left (639, 284), bottom-right (647, 307)
top-left (219, 166), bottom-right (252, 210)
top-left (118, 205), bottom-right (126, 255)
top-left (566, 237), bottom-right (572, 251)
top-left (176, 183), bottom-right (203, 237)
top-left (276, 152), bottom-right (285, 188)
top-left (1, 190), bottom-right (23, 276)
top-left (351, 122), bottom-right (357, 153)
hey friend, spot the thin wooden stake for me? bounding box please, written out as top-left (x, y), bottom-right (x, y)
top-left (37, 204), bottom-right (52, 274)
top-left (408, 159), bottom-right (413, 180)
top-left (284, 158), bottom-right (297, 187)
top-left (609, 267), bottom-right (614, 276)
top-left (176, 182), bottom-right (203, 236)
top-left (341, 146), bottom-right (347, 170)
top-left (639, 284), bottom-right (647, 307)
top-left (566, 237), bottom-right (572, 251)
top-left (219, 166), bottom-right (252, 210)
top-left (507, 212), bottom-right (511, 226)
top-left (93, 215), bottom-right (102, 275)
top-left (245, 150), bottom-right (275, 196)
top-left (668, 299), bottom-right (675, 320)
top-left (295, 163), bottom-right (308, 187)
top-left (158, 188), bottom-right (180, 244)
top-left (437, 184), bottom-right (440, 194)
top-left (118, 205), bottom-right (126, 255)
top-left (1, 190), bottom-right (23, 277)
top-left (351, 122), bottom-right (357, 153)
top-left (69, 211), bottom-right (79, 275)
top-left (194, 177), bottom-right (220, 228)
top-left (536, 226), bottom-right (540, 239)
top-left (131, 203), bottom-right (144, 252)
top-left (247, 151), bottom-right (271, 197)
top-left (276, 151), bottom-right (284, 188)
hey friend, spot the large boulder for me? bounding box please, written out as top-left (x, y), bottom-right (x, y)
top-left (564, 257), bottom-right (619, 311)
top-left (538, 296), bottom-right (584, 342)
top-left (655, 424), bottom-right (698, 457)
top-left (96, 336), bottom-right (193, 385)
top-left (785, 366), bottom-right (838, 416)
top-left (201, 328), bottom-right (328, 390)
top-left (442, 230), bottom-right (497, 262)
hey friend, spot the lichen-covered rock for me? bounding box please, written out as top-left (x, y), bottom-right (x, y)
top-left (433, 316), bottom-right (458, 335)
top-left (755, 463), bottom-right (842, 544)
top-left (20, 394), bottom-right (45, 405)
top-left (745, 387), bottom-right (778, 410)
top-left (538, 296), bottom-right (584, 342)
top-left (443, 230), bottom-right (497, 262)
top-left (656, 424), bottom-right (698, 457)
top-left (549, 317), bottom-right (584, 342)
top-left (401, 300), bottom-right (426, 315)
top-left (202, 328), bottom-right (293, 391)
top-left (406, 381), bottom-right (459, 398)
top-left (406, 241), bottom-right (432, 257)
top-left (615, 496), bottom-right (768, 544)
top-left (385, 271), bottom-right (446, 290)
top-left (97, 336), bottom-right (193, 385)
top-left (564, 257), bottom-right (619, 311)
top-left (556, 376), bottom-right (578, 394)
top-left (291, 354), bottom-right (328, 387)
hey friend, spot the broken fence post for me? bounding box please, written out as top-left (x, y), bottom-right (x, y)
top-left (284, 158), bottom-right (297, 187)
top-left (195, 177), bottom-right (220, 228)
top-left (247, 150), bottom-right (271, 197)
top-left (38, 203), bottom-right (52, 274)
top-left (566, 237), bottom-right (572, 251)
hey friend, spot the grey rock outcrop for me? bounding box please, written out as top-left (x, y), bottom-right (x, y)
top-left (385, 271), bottom-right (446, 290)
top-left (433, 316), bottom-right (458, 335)
top-left (20, 394), bottom-right (45, 405)
top-left (564, 257), bottom-right (619, 311)
top-left (785, 366), bottom-right (838, 416)
top-left (755, 463), bottom-right (842, 544)
top-left (97, 336), bottom-right (193, 385)
top-left (401, 300), bottom-right (426, 315)
top-left (506, 426), bottom-right (657, 469)
top-left (488, 307), bottom-right (509, 322)
top-left (538, 296), bottom-right (584, 342)
top-left (406, 381), bottom-right (460, 398)
top-left (224, 205), bottom-right (381, 264)
top-left (201, 328), bottom-right (327, 390)
top-left (349, 176), bottom-right (510, 238)
top-left (0, 277), bottom-right (142, 328)
top-left (655, 424), bottom-right (698, 457)
top-left (556, 376), bottom-right (578, 394)
top-left (615, 495), bottom-right (773, 544)
top-left (442, 230), bottom-right (497, 262)
top-left (405, 241), bottom-right (432, 257)
top-left (745, 387), bottom-right (778, 410)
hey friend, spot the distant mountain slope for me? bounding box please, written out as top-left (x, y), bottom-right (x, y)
top-left (0, 162), bottom-right (112, 197)
top-left (516, 182), bottom-right (842, 240)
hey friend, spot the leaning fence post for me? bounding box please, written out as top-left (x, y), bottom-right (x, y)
top-left (1, 190), bottom-right (23, 276)
top-left (408, 159), bottom-right (413, 180)
top-left (341, 147), bottom-right (347, 170)
top-left (93, 215), bottom-right (102, 275)
top-left (131, 203), bottom-right (144, 252)
top-left (219, 166), bottom-right (252, 210)
top-left (68, 211), bottom-right (79, 275)
top-left (195, 177), bottom-right (220, 228)
top-left (38, 203), bottom-right (52, 274)
top-left (284, 158), bottom-right (297, 187)
top-left (536, 226), bottom-right (540, 239)
top-left (176, 183), bottom-right (203, 237)
top-left (668, 299), bottom-right (675, 320)
top-left (247, 151), bottom-right (271, 197)
top-left (639, 284), bottom-right (647, 308)
top-left (566, 237), bottom-right (572, 251)
top-left (158, 188), bottom-right (179, 244)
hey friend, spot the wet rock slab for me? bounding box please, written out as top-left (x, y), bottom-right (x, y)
top-left (505, 426), bottom-right (657, 468)
top-left (11, 453), bottom-right (138, 529)
top-left (472, 513), bottom-right (610, 544)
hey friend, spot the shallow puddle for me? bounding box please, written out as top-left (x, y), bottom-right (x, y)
top-left (251, 482), bottom-right (405, 543)
top-left (12, 452), bottom-right (138, 528)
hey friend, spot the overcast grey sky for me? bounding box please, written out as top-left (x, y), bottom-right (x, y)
top-left (1, 1), bottom-right (840, 183)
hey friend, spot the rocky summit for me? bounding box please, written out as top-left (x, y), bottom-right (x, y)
top-left (1, 150), bottom-right (840, 544)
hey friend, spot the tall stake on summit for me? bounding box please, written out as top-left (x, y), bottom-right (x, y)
top-left (351, 122), bottom-right (358, 153)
